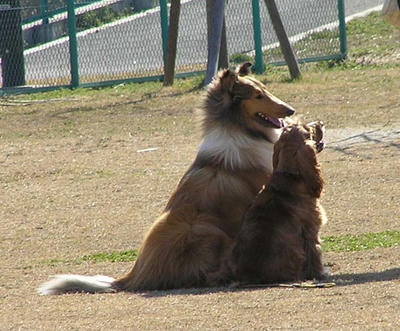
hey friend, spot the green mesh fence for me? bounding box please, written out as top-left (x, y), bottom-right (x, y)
top-left (0, 0), bottom-right (346, 93)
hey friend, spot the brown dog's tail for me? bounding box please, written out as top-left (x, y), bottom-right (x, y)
top-left (38, 274), bottom-right (117, 295)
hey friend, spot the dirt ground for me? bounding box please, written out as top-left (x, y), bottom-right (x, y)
top-left (0, 68), bottom-right (399, 330)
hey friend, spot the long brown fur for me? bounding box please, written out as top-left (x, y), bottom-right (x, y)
top-left (232, 123), bottom-right (327, 284)
top-left (38, 63), bottom-right (296, 294)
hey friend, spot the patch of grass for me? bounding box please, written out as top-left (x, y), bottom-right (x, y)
top-left (173, 74), bottom-right (204, 91)
top-left (322, 230), bottom-right (400, 253)
top-left (230, 53), bottom-right (254, 64)
top-left (76, 7), bottom-right (132, 32)
top-left (43, 258), bottom-right (68, 267)
top-left (346, 12), bottom-right (393, 38)
top-left (41, 249), bottom-right (138, 266)
top-left (77, 250), bottom-right (138, 263)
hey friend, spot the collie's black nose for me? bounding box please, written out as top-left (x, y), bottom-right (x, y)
top-left (285, 107), bottom-right (295, 116)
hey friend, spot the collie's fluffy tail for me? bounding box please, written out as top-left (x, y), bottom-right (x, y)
top-left (38, 274), bottom-right (117, 295)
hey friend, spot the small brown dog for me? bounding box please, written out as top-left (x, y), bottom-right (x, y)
top-left (232, 122), bottom-right (327, 284)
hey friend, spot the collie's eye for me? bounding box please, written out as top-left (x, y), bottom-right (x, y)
top-left (256, 94), bottom-right (263, 99)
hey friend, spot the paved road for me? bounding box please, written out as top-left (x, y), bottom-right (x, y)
top-left (17, 0), bottom-right (385, 85)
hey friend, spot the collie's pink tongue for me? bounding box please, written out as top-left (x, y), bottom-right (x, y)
top-left (269, 117), bottom-right (284, 128)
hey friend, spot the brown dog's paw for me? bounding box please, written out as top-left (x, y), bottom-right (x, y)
top-left (306, 121), bottom-right (325, 153)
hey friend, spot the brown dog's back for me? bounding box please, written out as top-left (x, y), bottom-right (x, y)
top-left (232, 124), bottom-right (326, 284)
top-left (233, 186), bottom-right (306, 283)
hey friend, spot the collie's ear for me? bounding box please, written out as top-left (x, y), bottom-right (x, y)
top-left (219, 69), bottom-right (237, 92)
top-left (236, 62), bottom-right (252, 76)
top-left (297, 142), bottom-right (324, 197)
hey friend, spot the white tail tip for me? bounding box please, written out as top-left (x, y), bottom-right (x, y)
top-left (38, 274), bottom-right (116, 295)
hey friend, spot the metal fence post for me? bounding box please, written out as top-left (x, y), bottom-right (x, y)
top-left (159, 0), bottom-right (168, 66)
top-left (337, 0), bottom-right (347, 58)
top-left (251, 0), bottom-right (264, 74)
top-left (204, 0), bottom-right (225, 85)
top-left (40, 0), bottom-right (49, 24)
top-left (0, 0), bottom-right (25, 87)
top-left (66, 0), bottom-right (79, 88)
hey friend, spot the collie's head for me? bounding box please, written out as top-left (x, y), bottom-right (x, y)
top-left (203, 63), bottom-right (295, 141)
top-left (272, 123), bottom-right (324, 197)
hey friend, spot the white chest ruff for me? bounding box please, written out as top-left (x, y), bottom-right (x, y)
top-left (198, 128), bottom-right (281, 172)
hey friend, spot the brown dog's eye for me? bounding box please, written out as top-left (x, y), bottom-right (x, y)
top-left (256, 94), bottom-right (263, 99)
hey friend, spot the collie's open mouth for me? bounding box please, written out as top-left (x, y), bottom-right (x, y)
top-left (256, 112), bottom-right (284, 128)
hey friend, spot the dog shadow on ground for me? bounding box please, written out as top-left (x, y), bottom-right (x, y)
top-left (329, 267), bottom-right (400, 287)
top-left (136, 267), bottom-right (400, 298)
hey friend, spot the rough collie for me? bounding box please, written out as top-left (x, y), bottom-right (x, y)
top-left (232, 122), bottom-right (327, 285)
top-left (39, 63), bottom-right (295, 294)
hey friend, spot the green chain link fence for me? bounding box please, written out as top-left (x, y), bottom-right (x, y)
top-left (0, 0), bottom-right (346, 94)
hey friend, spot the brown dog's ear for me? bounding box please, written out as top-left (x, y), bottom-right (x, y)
top-left (236, 62), bottom-right (252, 76)
top-left (273, 141), bottom-right (280, 170)
top-left (219, 69), bottom-right (237, 92)
top-left (297, 142), bottom-right (324, 197)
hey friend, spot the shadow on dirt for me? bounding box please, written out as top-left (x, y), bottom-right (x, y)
top-left (330, 267), bottom-right (400, 287)
top-left (136, 268), bottom-right (400, 298)
top-left (326, 128), bottom-right (400, 158)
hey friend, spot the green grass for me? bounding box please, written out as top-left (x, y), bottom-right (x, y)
top-left (41, 230), bottom-right (400, 267)
top-left (230, 53), bottom-right (254, 64)
top-left (76, 7), bottom-right (131, 31)
top-left (43, 250), bottom-right (139, 266)
top-left (322, 230), bottom-right (400, 253)
top-left (77, 250), bottom-right (138, 263)
top-left (346, 11), bottom-right (393, 38)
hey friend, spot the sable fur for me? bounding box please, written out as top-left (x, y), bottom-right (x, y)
top-left (38, 63), bottom-right (295, 294)
top-left (232, 123), bottom-right (327, 284)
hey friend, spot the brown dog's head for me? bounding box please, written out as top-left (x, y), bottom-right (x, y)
top-left (273, 123), bottom-right (324, 197)
top-left (204, 63), bottom-right (295, 140)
